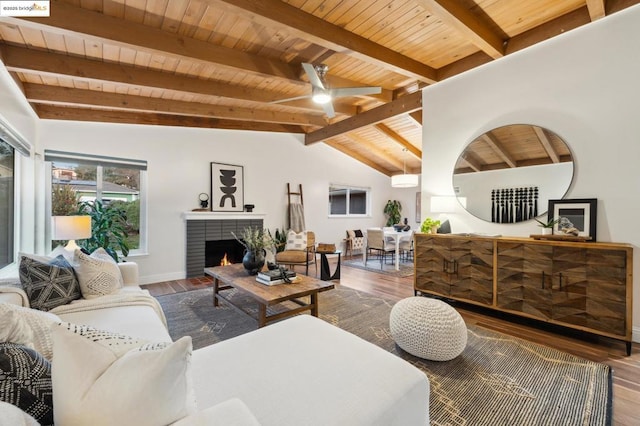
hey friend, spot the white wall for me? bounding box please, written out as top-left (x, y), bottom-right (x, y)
top-left (421, 5), bottom-right (640, 339)
top-left (39, 120), bottom-right (406, 283)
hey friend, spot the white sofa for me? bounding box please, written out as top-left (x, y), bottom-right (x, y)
top-left (1, 262), bottom-right (430, 425)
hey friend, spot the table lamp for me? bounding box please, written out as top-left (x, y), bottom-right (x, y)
top-left (52, 215), bottom-right (92, 252)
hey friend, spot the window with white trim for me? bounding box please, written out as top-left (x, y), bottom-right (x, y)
top-left (328, 185), bottom-right (370, 217)
top-left (45, 150), bottom-right (147, 254)
top-left (0, 138), bottom-right (15, 268)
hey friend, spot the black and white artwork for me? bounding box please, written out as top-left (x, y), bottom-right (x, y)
top-left (210, 162), bottom-right (244, 212)
top-left (548, 198), bottom-right (597, 241)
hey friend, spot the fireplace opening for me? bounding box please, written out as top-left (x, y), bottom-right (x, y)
top-left (206, 239), bottom-right (245, 267)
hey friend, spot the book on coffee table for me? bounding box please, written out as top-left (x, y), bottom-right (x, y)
top-left (257, 269), bottom-right (296, 281)
top-left (256, 276), bottom-right (300, 286)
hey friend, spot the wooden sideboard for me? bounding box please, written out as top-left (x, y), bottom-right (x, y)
top-left (414, 233), bottom-right (633, 355)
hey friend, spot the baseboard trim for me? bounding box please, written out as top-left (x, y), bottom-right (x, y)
top-left (139, 271), bottom-right (185, 286)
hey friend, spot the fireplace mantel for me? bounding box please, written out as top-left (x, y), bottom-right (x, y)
top-left (182, 211), bottom-right (266, 221)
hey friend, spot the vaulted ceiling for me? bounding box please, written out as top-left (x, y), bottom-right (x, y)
top-left (0, 0), bottom-right (637, 176)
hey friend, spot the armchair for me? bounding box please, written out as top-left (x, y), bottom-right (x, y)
top-left (275, 230), bottom-right (317, 275)
top-left (344, 230), bottom-right (365, 257)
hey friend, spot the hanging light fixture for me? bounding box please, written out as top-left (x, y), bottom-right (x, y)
top-left (391, 149), bottom-right (419, 188)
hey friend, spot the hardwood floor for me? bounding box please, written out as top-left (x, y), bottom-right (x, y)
top-left (145, 256), bottom-right (639, 425)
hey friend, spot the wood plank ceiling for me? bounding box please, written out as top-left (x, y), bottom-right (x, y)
top-left (0, 0), bottom-right (637, 177)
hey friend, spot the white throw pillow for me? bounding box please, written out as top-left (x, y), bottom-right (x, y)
top-left (52, 323), bottom-right (197, 426)
top-left (0, 401), bottom-right (40, 426)
top-left (73, 248), bottom-right (124, 299)
top-left (284, 230), bottom-right (308, 251)
top-left (0, 303), bottom-right (61, 361)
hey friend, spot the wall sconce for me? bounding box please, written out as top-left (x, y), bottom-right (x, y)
top-left (52, 216), bottom-right (92, 252)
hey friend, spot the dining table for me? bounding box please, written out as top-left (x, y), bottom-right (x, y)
top-left (383, 229), bottom-right (414, 270)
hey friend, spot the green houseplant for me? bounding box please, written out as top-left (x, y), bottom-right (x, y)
top-left (420, 217), bottom-right (441, 234)
top-left (76, 200), bottom-right (130, 262)
top-left (383, 200), bottom-right (402, 227)
top-left (535, 217), bottom-right (559, 235)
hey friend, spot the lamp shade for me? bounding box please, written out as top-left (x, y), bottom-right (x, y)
top-left (52, 216), bottom-right (92, 240)
top-left (391, 174), bottom-right (419, 188)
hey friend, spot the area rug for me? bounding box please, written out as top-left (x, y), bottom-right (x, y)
top-left (342, 257), bottom-right (414, 277)
top-left (156, 287), bottom-right (612, 426)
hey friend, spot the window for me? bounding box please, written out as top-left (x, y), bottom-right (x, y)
top-left (45, 150), bottom-right (147, 254)
top-left (329, 185), bottom-right (370, 217)
top-left (0, 139), bottom-right (14, 268)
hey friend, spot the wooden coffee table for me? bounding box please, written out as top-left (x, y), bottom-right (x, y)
top-left (204, 264), bottom-right (335, 327)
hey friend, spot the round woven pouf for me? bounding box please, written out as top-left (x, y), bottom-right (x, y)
top-left (390, 297), bottom-right (467, 361)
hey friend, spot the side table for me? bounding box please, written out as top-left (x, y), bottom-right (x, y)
top-left (317, 250), bottom-right (341, 281)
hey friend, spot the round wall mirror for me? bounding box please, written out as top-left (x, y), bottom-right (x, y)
top-left (452, 124), bottom-right (574, 223)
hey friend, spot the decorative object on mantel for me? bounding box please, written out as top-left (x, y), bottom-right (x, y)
top-left (548, 198), bottom-right (597, 241)
top-left (244, 204), bottom-right (255, 212)
top-left (211, 162), bottom-right (244, 212)
top-left (232, 227), bottom-right (271, 275)
top-left (198, 192), bottom-right (209, 209)
top-left (529, 234), bottom-right (593, 242)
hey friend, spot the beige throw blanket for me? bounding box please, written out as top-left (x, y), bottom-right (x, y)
top-left (50, 290), bottom-right (168, 329)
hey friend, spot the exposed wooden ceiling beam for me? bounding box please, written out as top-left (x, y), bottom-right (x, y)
top-left (481, 133), bottom-right (516, 168)
top-left (24, 84), bottom-right (326, 127)
top-left (0, 44), bottom-right (331, 114)
top-left (586, 0), bottom-right (607, 20)
top-left (212, 0), bottom-right (438, 84)
top-left (408, 111), bottom-right (423, 126)
top-left (13, 2), bottom-right (300, 83)
top-left (324, 140), bottom-right (393, 176)
top-left (374, 123), bottom-right (422, 160)
top-left (533, 126), bottom-right (560, 163)
top-left (305, 91), bottom-right (422, 145)
top-left (34, 105), bottom-right (304, 133)
top-left (416, 0), bottom-right (505, 59)
top-left (460, 152), bottom-right (482, 172)
top-left (345, 133), bottom-right (405, 171)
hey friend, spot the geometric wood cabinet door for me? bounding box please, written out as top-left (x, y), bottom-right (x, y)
top-left (496, 239), bottom-right (632, 353)
top-left (415, 234), bottom-right (493, 305)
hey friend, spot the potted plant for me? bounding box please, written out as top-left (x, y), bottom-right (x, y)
top-left (420, 217), bottom-right (441, 234)
top-left (76, 200), bottom-right (130, 262)
top-left (535, 217), bottom-right (559, 235)
top-left (384, 200), bottom-right (402, 227)
top-left (232, 227), bottom-right (272, 275)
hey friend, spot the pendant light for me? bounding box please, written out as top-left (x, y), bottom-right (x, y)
top-left (391, 149), bottom-right (419, 188)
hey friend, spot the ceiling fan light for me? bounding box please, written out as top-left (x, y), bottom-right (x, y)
top-left (391, 174), bottom-right (419, 188)
top-left (312, 90), bottom-right (331, 104)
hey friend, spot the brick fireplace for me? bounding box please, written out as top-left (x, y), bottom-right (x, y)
top-left (183, 212), bottom-right (265, 278)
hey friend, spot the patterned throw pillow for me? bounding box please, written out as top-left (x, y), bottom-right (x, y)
top-left (285, 230), bottom-right (308, 251)
top-left (354, 229), bottom-right (364, 238)
top-left (52, 323), bottom-right (196, 426)
top-left (19, 254), bottom-right (81, 311)
top-left (0, 303), bottom-right (61, 361)
top-left (0, 343), bottom-right (54, 426)
top-left (73, 248), bottom-right (124, 299)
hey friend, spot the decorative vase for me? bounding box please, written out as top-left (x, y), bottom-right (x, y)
top-left (242, 249), bottom-right (265, 275)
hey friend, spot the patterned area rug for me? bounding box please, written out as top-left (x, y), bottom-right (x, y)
top-left (342, 258), bottom-right (414, 277)
top-left (156, 287), bottom-right (612, 426)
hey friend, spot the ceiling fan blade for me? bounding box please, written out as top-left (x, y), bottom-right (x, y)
top-left (302, 62), bottom-right (326, 90)
top-left (268, 94), bottom-right (312, 104)
top-left (321, 101), bottom-right (335, 119)
top-left (331, 86), bottom-right (382, 98)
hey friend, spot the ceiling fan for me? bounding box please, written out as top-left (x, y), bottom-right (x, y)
top-left (270, 63), bottom-right (382, 118)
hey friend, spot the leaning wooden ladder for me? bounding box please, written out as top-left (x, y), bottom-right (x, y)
top-left (286, 183), bottom-right (304, 230)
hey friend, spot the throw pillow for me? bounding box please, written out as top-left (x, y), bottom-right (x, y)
top-left (0, 401), bottom-right (40, 426)
top-left (52, 323), bottom-right (196, 426)
top-left (0, 303), bottom-right (61, 361)
top-left (354, 229), bottom-right (364, 238)
top-left (284, 230), bottom-right (308, 251)
top-left (19, 254), bottom-right (81, 311)
top-left (73, 248), bottom-right (124, 299)
top-left (0, 342), bottom-right (54, 426)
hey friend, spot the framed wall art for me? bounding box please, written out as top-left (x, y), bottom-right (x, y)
top-left (415, 192), bottom-right (421, 223)
top-left (547, 198), bottom-right (597, 241)
top-left (210, 162), bottom-right (244, 212)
